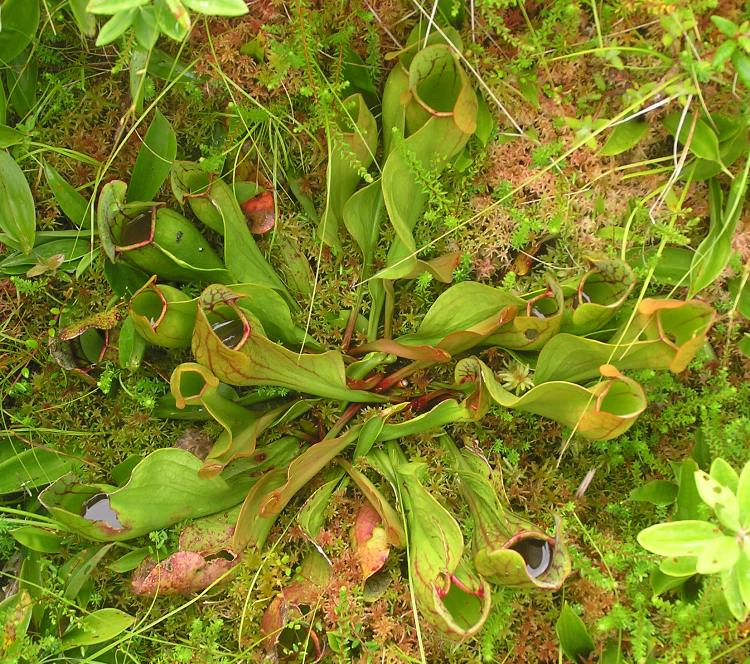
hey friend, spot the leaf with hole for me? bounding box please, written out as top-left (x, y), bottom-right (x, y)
top-left (39, 448), bottom-right (257, 541)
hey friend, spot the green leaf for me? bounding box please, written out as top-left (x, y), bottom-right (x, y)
top-left (342, 46), bottom-right (376, 95)
top-left (460, 358), bottom-right (646, 441)
top-left (87, 0), bottom-right (148, 13)
top-left (379, 44), bottom-right (477, 281)
top-left (61, 608), bottom-right (135, 649)
top-left (297, 474), bottom-right (343, 540)
top-left (12, 526), bottom-right (64, 553)
top-left (556, 603), bottom-right (594, 663)
top-left (5, 54), bottom-right (38, 118)
top-left (598, 120), bottom-right (648, 156)
top-left (629, 480), bottom-right (678, 506)
top-left (0, 0), bottom-right (40, 65)
top-left (443, 436), bottom-right (571, 590)
top-left (190, 284), bottom-right (383, 402)
top-left (626, 245), bottom-right (692, 286)
top-left (690, 160), bottom-right (750, 296)
top-left (739, 333), bottom-right (750, 358)
top-left (181, 0), bottom-right (248, 16)
top-left (43, 162), bottom-right (90, 228)
top-left (675, 458), bottom-right (702, 520)
top-left (731, 51), bottom-right (750, 88)
top-left (728, 276), bottom-right (750, 319)
top-left (722, 566), bottom-right (748, 621)
top-left (342, 178), bottom-right (384, 267)
top-left (0, 150), bottom-right (36, 254)
top-left (129, 279), bottom-right (196, 349)
top-left (117, 315), bottom-right (147, 370)
top-left (154, 0), bottom-right (190, 41)
top-left (170, 364), bottom-right (307, 475)
top-left (650, 568), bottom-right (690, 596)
top-left (0, 238), bottom-right (90, 276)
top-left (711, 15), bottom-right (739, 37)
top-left (696, 535), bottom-right (739, 574)
top-left (736, 461), bottom-right (750, 528)
top-left (384, 449), bottom-right (490, 638)
top-left (202, 177), bottom-right (290, 295)
top-left (318, 93), bottom-right (378, 251)
top-left (69, 0), bottom-right (97, 37)
top-left (128, 109), bottom-right (177, 202)
top-left (96, 179), bottom-right (126, 261)
top-left (259, 430), bottom-right (359, 518)
top-left (713, 40), bottom-right (737, 69)
top-left (0, 438), bottom-right (80, 494)
top-left (95, 8), bottom-right (137, 45)
top-left (736, 550), bottom-right (750, 610)
top-left (108, 546), bottom-right (150, 572)
top-left (232, 468), bottom-right (287, 551)
top-left (637, 520), bottom-right (724, 557)
top-left (0, 125), bottom-right (25, 148)
top-left (659, 556), bottom-right (697, 577)
top-left (133, 6), bottom-right (158, 49)
top-left (338, 458), bottom-right (406, 548)
top-left (0, 79), bottom-right (6, 124)
top-left (710, 458), bottom-right (739, 493)
top-left (663, 113), bottom-right (722, 163)
top-left (695, 470), bottom-right (740, 532)
top-left (129, 45), bottom-right (149, 115)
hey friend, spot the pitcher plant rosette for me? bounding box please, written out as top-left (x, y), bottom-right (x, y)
top-left (35, 20), bottom-right (725, 646)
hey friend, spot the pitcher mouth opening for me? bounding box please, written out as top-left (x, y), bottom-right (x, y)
top-left (507, 533), bottom-right (554, 579)
top-left (130, 279), bottom-right (167, 331)
top-left (200, 289), bottom-right (252, 351)
top-left (116, 209), bottom-right (156, 251)
top-left (209, 309), bottom-right (250, 350)
top-left (525, 288), bottom-right (560, 320)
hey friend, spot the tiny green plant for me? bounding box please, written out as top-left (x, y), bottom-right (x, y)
top-left (87, 0), bottom-right (250, 47)
top-left (638, 458), bottom-right (750, 621)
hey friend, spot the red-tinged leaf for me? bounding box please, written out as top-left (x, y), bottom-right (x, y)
top-left (241, 190), bottom-right (275, 234)
top-left (131, 550), bottom-right (238, 595)
top-left (353, 503), bottom-right (391, 580)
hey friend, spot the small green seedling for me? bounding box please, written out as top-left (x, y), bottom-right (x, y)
top-left (638, 458), bottom-right (750, 620)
